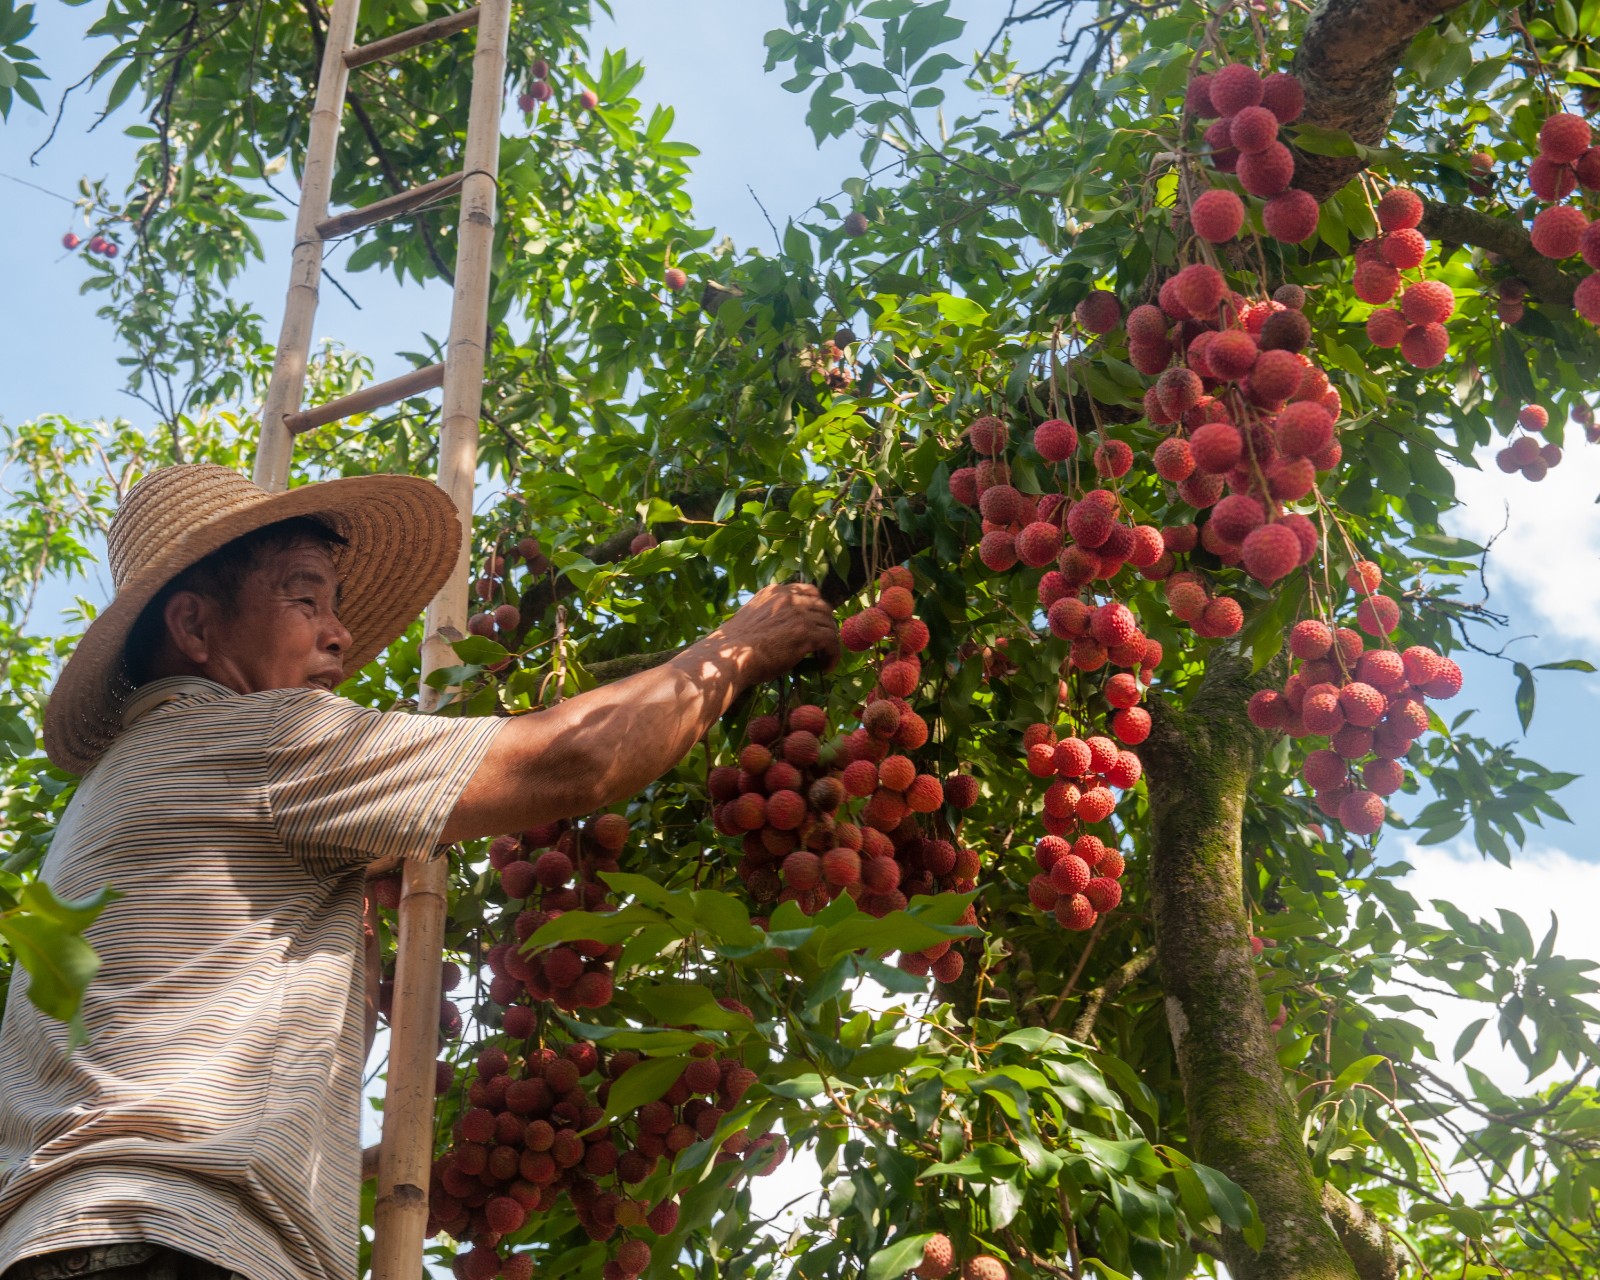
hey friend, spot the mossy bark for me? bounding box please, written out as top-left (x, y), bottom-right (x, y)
top-left (1142, 654), bottom-right (1358, 1280)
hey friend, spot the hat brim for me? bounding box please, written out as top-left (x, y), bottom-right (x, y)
top-left (43, 473), bottom-right (463, 774)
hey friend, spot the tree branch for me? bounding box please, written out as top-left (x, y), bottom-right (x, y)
top-left (1321, 1184), bottom-right (1399, 1280)
top-left (1069, 949), bottom-right (1155, 1041)
top-left (1291, 0), bottom-right (1468, 201)
top-left (1418, 199), bottom-right (1580, 308)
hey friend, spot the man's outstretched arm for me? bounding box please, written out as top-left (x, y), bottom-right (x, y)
top-left (439, 583), bottom-right (838, 844)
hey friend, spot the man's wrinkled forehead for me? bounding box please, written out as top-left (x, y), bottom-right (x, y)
top-left (264, 544), bottom-right (343, 607)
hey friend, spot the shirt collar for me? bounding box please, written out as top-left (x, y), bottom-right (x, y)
top-left (121, 677), bottom-right (239, 729)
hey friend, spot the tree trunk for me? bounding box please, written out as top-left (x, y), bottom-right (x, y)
top-left (1142, 653), bottom-right (1358, 1280)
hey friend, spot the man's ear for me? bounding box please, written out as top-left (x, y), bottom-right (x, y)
top-left (162, 591), bottom-right (214, 666)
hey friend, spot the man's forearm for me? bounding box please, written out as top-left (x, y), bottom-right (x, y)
top-left (438, 631), bottom-right (752, 842)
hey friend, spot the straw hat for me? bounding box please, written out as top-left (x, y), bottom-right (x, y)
top-left (44, 463), bottom-right (462, 774)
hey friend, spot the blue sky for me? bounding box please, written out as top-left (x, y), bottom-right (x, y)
top-left (2, 0), bottom-right (1595, 861)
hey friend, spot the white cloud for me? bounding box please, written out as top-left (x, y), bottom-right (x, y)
top-left (1446, 435), bottom-right (1600, 651)
top-left (1392, 840), bottom-right (1600, 1093)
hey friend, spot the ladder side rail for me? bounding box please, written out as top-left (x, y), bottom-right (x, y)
top-left (253, 0), bottom-right (364, 493)
top-left (369, 2), bottom-right (511, 1275)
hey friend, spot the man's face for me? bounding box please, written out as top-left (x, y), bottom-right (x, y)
top-left (173, 542), bottom-right (352, 694)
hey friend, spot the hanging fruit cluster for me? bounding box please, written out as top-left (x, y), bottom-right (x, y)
top-left (1494, 403), bottom-right (1564, 481)
top-left (486, 817), bottom-right (631, 1021)
top-left (431, 1037), bottom-right (785, 1280)
top-left (1020, 722), bottom-right (1134, 932)
top-left (1244, 561), bottom-right (1461, 835)
top-left (1522, 111), bottom-right (1600, 325)
top-left (710, 568), bottom-right (982, 981)
top-left (1353, 190), bottom-right (1456, 370)
top-left (1186, 62), bottom-right (1317, 245)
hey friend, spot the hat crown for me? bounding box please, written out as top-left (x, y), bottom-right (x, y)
top-left (107, 464), bottom-right (268, 592)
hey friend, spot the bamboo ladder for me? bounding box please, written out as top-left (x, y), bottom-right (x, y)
top-left (247, 0), bottom-right (512, 1275)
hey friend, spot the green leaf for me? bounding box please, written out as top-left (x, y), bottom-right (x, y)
top-left (600, 1054), bottom-right (689, 1123)
top-left (0, 911), bottom-right (101, 1025)
top-left (1453, 1017), bottom-right (1488, 1061)
top-left (1291, 123), bottom-right (1360, 156)
top-left (1333, 1054), bottom-right (1389, 1090)
top-left (1409, 533), bottom-right (1484, 560)
top-left (450, 635), bottom-right (509, 664)
top-left (1512, 661), bottom-right (1535, 732)
top-left (865, 1233), bottom-right (933, 1280)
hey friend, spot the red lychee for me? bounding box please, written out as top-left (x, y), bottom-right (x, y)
top-left (1207, 330), bottom-right (1260, 381)
top-left (1053, 894), bottom-right (1096, 932)
top-left (1093, 439), bottom-right (1134, 479)
top-left (1228, 104), bottom-right (1280, 154)
top-left (1275, 401), bottom-right (1334, 458)
top-left (1260, 72), bottom-right (1304, 123)
top-left (1338, 789), bottom-right (1386, 836)
top-left (1238, 142), bottom-right (1294, 197)
top-left (1355, 595), bottom-right (1401, 636)
top-left (1263, 189), bottom-right (1319, 243)
top-left (978, 530), bottom-right (1018, 572)
top-left (1242, 523), bottom-right (1300, 584)
top-left (1174, 263), bottom-right (1226, 317)
top-left (1111, 707), bottom-right (1151, 745)
top-left (1531, 206), bottom-right (1588, 260)
top-left (1529, 155), bottom-right (1578, 202)
top-left (1190, 421), bottom-right (1243, 473)
top-left (1083, 877), bottom-right (1122, 913)
top-left (1400, 323), bottom-right (1449, 368)
top-left (1539, 112), bottom-right (1592, 165)
top-left (1352, 260), bottom-right (1400, 305)
top-left (1210, 64), bottom-right (1263, 115)
top-left (1365, 308), bottom-right (1407, 348)
top-left (966, 416), bottom-right (1008, 455)
top-left (1401, 280), bottom-right (1454, 326)
top-left (1376, 187), bottom-right (1424, 233)
top-left (1379, 228), bottom-right (1427, 270)
top-left (1191, 188), bottom-right (1246, 243)
top-left (1033, 418), bottom-right (1079, 461)
top-left (1075, 290), bottom-right (1123, 334)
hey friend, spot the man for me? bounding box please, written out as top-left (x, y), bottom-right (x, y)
top-left (0, 464), bottom-right (837, 1280)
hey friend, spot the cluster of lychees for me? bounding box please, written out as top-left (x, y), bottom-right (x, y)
top-left (949, 415), bottom-right (1173, 653)
top-left (1186, 63), bottom-right (1320, 245)
top-left (60, 231), bottom-right (120, 257)
top-left (1245, 561), bottom-right (1462, 835)
top-left (1522, 112), bottom-right (1600, 326)
top-left (1131, 267), bottom-right (1341, 591)
top-left (1494, 403), bottom-right (1564, 482)
top-left (431, 1037), bottom-right (784, 1280)
top-left (710, 568), bottom-right (983, 981)
top-left (485, 816), bottom-right (629, 1020)
top-left (466, 536), bottom-right (556, 640)
top-left (1353, 188), bottom-right (1456, 369)
top-left (916, 1235), bottom-right (1010, 1280)
top-left (1578, 401), bottom-right (1600, 445)
top-left (1019, 721), bottom-right (1135, 932)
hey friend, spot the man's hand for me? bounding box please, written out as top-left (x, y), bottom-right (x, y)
top-left (707, 583), bottom-right (840, 687)
top-left (440, 584), bottom-right (839, 846)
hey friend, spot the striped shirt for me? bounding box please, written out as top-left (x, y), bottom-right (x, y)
top-left (0, 678), bottom-right (502, 1280)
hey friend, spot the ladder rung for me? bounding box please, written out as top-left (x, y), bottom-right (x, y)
top-left (317, 172), bottom-right (465, 240)
top-left (285, 362), bottom-right (445, 435)
top-left (343, 6), bottom-right (481, 69)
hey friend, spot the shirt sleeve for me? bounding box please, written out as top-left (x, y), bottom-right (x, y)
top-left (264, 689), bottom-right (505, 877)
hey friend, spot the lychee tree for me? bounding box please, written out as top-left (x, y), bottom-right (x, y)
top-left (4, 1), bottom-right (1600, 1278)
